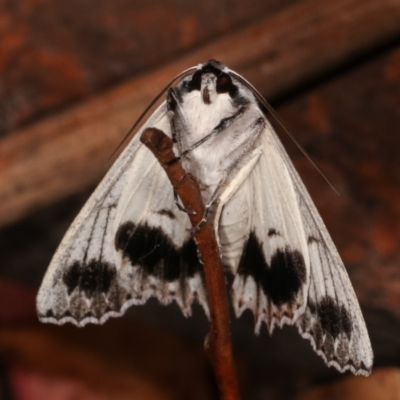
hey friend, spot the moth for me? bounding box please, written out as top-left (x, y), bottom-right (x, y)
top-left (37, 60), bottom-right (373, 375)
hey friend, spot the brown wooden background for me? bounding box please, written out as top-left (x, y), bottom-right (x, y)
top-left (0, 0), bottom-right (400, 399)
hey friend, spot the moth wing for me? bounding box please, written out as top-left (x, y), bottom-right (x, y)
top-left (216, 123), bottom-right (310, 332)
top-left (272, 131), bottom-right (373, 375)
top-left (216, 121), bottom-right (373, 375)
top-left (37, 103), bottom-right (208, 327)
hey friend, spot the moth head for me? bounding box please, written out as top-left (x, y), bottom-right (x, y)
top-left (188, 60), bottom-right (237, 105)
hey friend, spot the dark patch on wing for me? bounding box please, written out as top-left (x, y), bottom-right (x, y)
top-left (298, 304), bottom-right (368, 375)
top-left (308, 236), bottom-right (320, 244)
top-left (268, 247), bottom-right (306, 305)
top-left (157, 209), bottom-right (176, 219)
top-left (115, 222), bottom-right (201, 282)
top-left (63, 260), bottom-right (117, 298)
top-left (268, 228), bottom-right (280, 237)
top-left (237, 232), bottom-right (306, 306)
top-left (340, 306), bottom-right (353, 339)
top-left (181, 238), bottom-right (201, 277)
top-left (317, 296), bottom-right (352, 339)
top-left (237, 231), bottom-right (268, 284)
top-left (307, 300), bottom-right (317, 314)
top-left (63, 262), bottom-right (81, 294)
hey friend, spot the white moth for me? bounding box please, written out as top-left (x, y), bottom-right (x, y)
top-left (37, 60), bottom-right (373, 375)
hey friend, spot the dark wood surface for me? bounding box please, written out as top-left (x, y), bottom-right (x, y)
top-left (277, 46), bottom-right (400, 316)
top-left (1, 0), bottom-right (400, 399)
top-left (1, 0), bottom-right (400, 228)
top-left (0, 0), bottom-right (295, 136)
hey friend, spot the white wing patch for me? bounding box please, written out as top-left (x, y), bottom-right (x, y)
top-left (36, 104), bottom-right (208, 327)
top-left (216, 124), bottom-right (373, 375)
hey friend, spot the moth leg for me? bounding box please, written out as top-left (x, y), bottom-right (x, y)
top-left (174, 190), bottom-right (196, 215)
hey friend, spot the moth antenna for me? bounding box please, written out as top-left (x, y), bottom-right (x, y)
top-left (230, 72), bottom-right (341, 196)
top-left (106, 66), bottom-right (198, 168)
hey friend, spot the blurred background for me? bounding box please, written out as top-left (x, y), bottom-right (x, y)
top-left (1, 0), bottom-right (400, 399)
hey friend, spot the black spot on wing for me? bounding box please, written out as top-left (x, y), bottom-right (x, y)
top-left (157, 209), bottom-right (176, 219)
top-left (307, 301), bottom-right (317, 315)
top-left (63, 260), bottom-right (117, 298)
top-left (115, 222), bottom-right (201, 282)
top-left (181, 238), bottom-right (201, 277)
top-left (340, 306), bottom-right (353, 339)
top-left (268, 228), bottom-right (280, 237)
top-left (237, 232), bottom-right (306, 306)
top-left (308, 236), bottom-right (320, 244)
top-left (269, 248), bottom-right (306, 305)
top-left (317, 296), bottom-right (353, 339)
top-left (63, 262), bottom-right (81, 295)
top-left (237, 231), bottom-right (268, 285)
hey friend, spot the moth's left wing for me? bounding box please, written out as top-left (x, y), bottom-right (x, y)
top-left (37, 104), bottom-right (208, 326)
top-left (216, 122), bottom-right (373, 375)
top-left (271, 131), bottom-right (373, 375)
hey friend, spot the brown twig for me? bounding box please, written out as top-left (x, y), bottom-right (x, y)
top-left (140, 127), bottom-right (241, 400)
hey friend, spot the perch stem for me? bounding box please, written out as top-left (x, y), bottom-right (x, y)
top-left (141, 127), bottom-right (241, 400)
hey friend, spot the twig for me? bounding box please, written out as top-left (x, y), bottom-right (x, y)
top-left (140, 127), bottom-right (241, 400)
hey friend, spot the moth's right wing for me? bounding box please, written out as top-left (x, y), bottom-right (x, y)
top-left (215, 123), bottom-right (373, 375)
top-left (37, 103), bottom-right (208, 327)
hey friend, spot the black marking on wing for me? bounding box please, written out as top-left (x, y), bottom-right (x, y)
top-left (296, 296), bottom-right (358, 373)
top-left (157, 209), bottom-right (176, 219)
top-left (63, 260), bottom-right (117, 297)
top-left (115, 222), bottom-right (201, 282)
top-left (317, 296), bottom-right (353, 339)
top-left (307, 236), bottom-right (320, 244)
top-left (237, 232), bottom-right (306, 306)
top-left (267, 228), bottom-right (280, 237)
